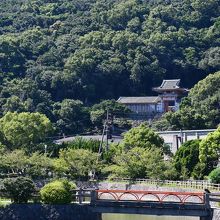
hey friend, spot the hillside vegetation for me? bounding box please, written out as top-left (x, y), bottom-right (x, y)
top-left (0, 0), bottom-right (220, 134)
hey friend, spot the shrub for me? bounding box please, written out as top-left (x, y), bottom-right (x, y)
top-left (65, 137), bottom-right (100, 152)
top-left (3, 177), bottom-right (36, 203)
top-left (208, 168), bottom-right (220, 184)
top-left (40, 180), bottom-right (76, 204)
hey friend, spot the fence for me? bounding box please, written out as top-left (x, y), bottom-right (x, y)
top-left (99, 178), bottom-right (220, 191)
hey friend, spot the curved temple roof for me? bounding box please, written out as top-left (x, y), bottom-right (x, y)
top-left (153, 79), bottom-right (188, 93)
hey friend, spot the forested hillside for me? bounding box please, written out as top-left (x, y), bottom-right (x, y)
top-left (0, 0), bottom-right (220, 134)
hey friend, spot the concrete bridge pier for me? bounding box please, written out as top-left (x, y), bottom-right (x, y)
top-left (200, 210), bottom-right (213, 220)
top-left (200, 217), bottom-right (212, 220)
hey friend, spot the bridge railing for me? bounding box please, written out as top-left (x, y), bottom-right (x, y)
top-left (99, 178), bottom-right (220, 191)
top-left (50, 189), bottom-right (220, 206)
top-left (94, 189), bottom-right (205, 204)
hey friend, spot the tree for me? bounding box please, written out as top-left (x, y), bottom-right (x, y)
top-left (0, 78), bottom-right (53, 116)
top-left (199, 126), bottom-right (220, 175)
top-left (145, 148), bottom-right (169, 180)
top-left (27, 152), bottom-right (53, 179)
top-left (111, 147), bottom-right (148, 179)
top-left (3, 177), bottom-right (36, 203)
top-left (122, 123), bottom-right (164, 150)
top-left (188, 71), bottom-right (220, 110)
top-left (164, 108), bottom-right (207, 130)
top-left (19, 28), bottom-right (49, 58)
top-left (0, 149), bottom-right (53, 178)
top-left (53, 99), bottom-right (90, 135)
top-left (0, 34), bottom-right (25, 74)
top-left (2, 95), bottom-right (26, 114)
top-left (90, 99), bottom-right (130, 129)
top-left (199, 47), bottom-right (220, 71)
top-left (0, 112), bottom-right (53, 151)
top-left (54, 149), bottom-right (100, 179)
top-left (173, 140), bottom-right (201, 179)
top-left (0, 149), bottom-right (28, 175)
top-left (208, 168), bottom-right (220, 184)
top-left (151, 114), bottom-right (173, 131)
top-left (106, 147), bottom-right (167, 179)
top-left (106, 0), bottom-right (148, 30)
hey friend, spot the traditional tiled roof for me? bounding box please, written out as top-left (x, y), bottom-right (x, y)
top-left (153, 79), bottom-right (188, 92)
top-left (159, 79), bottom-right (180, 89)
top-left (117, 96), bottom-right (161, 104)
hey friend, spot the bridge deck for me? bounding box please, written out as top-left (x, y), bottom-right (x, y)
top-left (90, 190), bottom-right (213, 218)
top-left (91, 201), bottom-right (210, 217)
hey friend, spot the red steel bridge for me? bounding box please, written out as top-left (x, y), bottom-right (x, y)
top-left (84, 189), bottom-right (219, 220)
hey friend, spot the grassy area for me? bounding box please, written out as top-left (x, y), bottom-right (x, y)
top-left (0, 198), bottom-right (11, 207)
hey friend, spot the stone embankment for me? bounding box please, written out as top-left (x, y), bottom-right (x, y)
top-left (0, 204), bottom-right (101, 220)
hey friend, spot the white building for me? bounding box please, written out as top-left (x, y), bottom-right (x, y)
top-left (117, 96), bottom-right (162, 114)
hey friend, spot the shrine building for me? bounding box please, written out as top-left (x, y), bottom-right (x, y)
top-left (117, 79), bottom-right (188, 114)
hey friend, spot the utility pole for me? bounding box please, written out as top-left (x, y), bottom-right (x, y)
top-left (98, 121), bottom-right (106, 155)
top-left (106, 109), bottom-right (114, 151)
top-left (106, 109), bottom-right (109, 151)
top-left (95, 109), bottom-right (112, 180)
top-left (98, 109), bottom-right (112, 155)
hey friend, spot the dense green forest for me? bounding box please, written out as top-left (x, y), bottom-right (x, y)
top-left (0, 0), bottom-right (220, 135)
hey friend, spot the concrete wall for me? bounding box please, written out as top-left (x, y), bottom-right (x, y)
top-left (0, 204), bottom-right (101, 220)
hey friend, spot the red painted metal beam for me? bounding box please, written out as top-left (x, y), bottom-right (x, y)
top-left (96, 190), bottom-right (205, 204)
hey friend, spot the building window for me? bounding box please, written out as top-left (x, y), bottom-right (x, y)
top-left (168, 101), bottom-right (175, 106)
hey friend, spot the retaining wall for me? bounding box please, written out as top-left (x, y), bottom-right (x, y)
top-left (0, 204), bottom-right (101, 220)
top-left (0, 203), bottom-right (219, 220)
